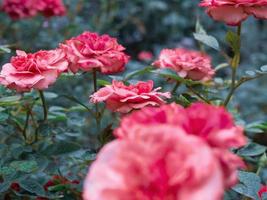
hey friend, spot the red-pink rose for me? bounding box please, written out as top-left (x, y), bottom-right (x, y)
top-left (90, 80), bottom-right (171, 113)
top-left (259, 185), bottom-right (267, 200)
top-left (200, 0), bottom-right (267, 26)
top-left (0, 49), bottom-right (68, 92)
top-left (1, 0), bottom-right (44, 19)
top-left (83, 127), bottom-right (224, 200)
top-left (152, 48), bottom-right (215, 81)
top-left (60, 32), bottom-right (129, 74)
top-left (115, 103), bottom-right (246, 188)
top-left (39, 0), bottom-right (66, 17)
top-left (138, 51), bottom-right (153, 61)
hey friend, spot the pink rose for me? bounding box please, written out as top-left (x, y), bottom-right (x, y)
top-left (1, 0), bottom-right (44, 19)
top-left (90, 80), bottom-right (171, 113)
top-left (115, 102), bottom-right (246, 188)
top-left (259, 185), bottom-right (267, 200)
top-left (39, 0), bottom-right (66, 17)
top-left (200, 0), bottom-right (267, 26)
top-left (137, 51), bottom-right (153, 61)
top-left (60, 32), bottom-right (130, 74)
top-left (0, 49), bottom-right (68, 92)
top-left (152, 48), bottom-right (215, 81)
top-left (1, 0), bottom-right (66, 19)
top-left (83, 127), bottom-right (224, 200)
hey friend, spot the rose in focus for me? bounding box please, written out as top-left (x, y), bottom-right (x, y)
top-left (60, 31), bottom-right (129, 74)
top-left (0, 49), bottom-right (68, 92)
top-left (90, 80), bottom-right (171, 113)
top-left (153, 48), bottom-right (214, 81)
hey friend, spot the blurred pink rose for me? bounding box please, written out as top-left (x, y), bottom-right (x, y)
top-left (152, 48), bottom-right (214, 81)
top-left (115, 102), bottom-right (246, 188)
top-left (90, 80), bottom-right (171, 113)
top-left (0, 49), bottom-right (68, 92)
top-left (83, 126), bottom-right (224, 200)
top-left (60, 31), bottom-right (129, 74)
top-left (39, 0), bottom-right (66, 17)
top-left (1, 0), bottom-right (66, 19)
top-left (259, 185), bottom-right (267, 200)
top-left (200, 0), bottom-right (267, 26)
top-left (137, 51), bottom-right (153, 61)
top-left (1, 0), bottom-right (44, 19)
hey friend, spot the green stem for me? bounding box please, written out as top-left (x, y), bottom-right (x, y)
top-left (39, 90), bottom-right (47, 121)
top-left (22, 109), bottom-right (30, 141)
top-left (187, 86), bottom-right (210, 104)
top-left (171, 81), bottom-right (180, 94)
top-left (223, 24), bottom-right (242, 106)
top-left (93, 69), bottom-right (101, 131)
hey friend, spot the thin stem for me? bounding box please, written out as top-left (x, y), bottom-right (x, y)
top-left (93, 69), bottom-right (101, 131)
top-left (171, 81), bottom-right (180, 94)
top-left (223, 24), bottom-right (242, 106)
top-left (187, 86), bottom-right (210, 104)
top-left (223, 67), bottom-right (237, 106)
top-left (39, 90), bottom-right (47, 121)
top-left (22, 109), bottom-right (30, 141)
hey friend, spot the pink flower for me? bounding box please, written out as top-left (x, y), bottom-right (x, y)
top-left (115, 102), bottom-right (246, 188)
top-left (0, 49), bottom-right (68, 92)
top-left (83, 127), bottom-right (224, 200)
top-left (200, 0), bottom-right (267, 26)
top-left (1, 0), bottom-right (44, 19)
top-left (90, 80), bottom-right (171, 113)
top-left (1, 0), bottom-right (66, 19)
top-left (60, 32), bottom-right (129, 74)
top-left (138, 51), bottom-right (153, 61)
top-left (152, 48), bottom-right (215, 81)
top-left (39, 0), bottom-right (66, 17)
top-left (259, 185), bottom-right (267, 200)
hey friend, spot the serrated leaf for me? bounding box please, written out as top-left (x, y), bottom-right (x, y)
top-left (124, 66), bottom-right (154, 81)
top-left (238, 143), bottom-right (266, 157)
top-left (193, 33), bottom-right (220, 51)
top-left (19, 179), bottom-right (46, 196)
top-left (232, 171), bottom-right (261, 200)
top-left (10, 160), bottom-right (38, 173)
top-left (0, 166), bottom-right (16, 176)
top-left (43, 141), bottom-right (81, 156)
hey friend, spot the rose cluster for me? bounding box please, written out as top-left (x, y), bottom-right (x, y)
top-left (1, 0), bottom-right (66, 19)
top-left (83, 103), bottom-right (246, 200)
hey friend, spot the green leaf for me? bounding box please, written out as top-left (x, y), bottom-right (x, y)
top-left (0, 46), bottom-right (11, 53)
top-left (0, 166), bottom-right (16, 176)
top-left (226, 31), bottom-right (240, 54)
top-left (43, 141), bottom-right (81, 156)
top-left (153, 68), bottom-right (201, 86)
top-left (195, 20), bottom-right (207, 35)
top-left (10, 160), bottom-right (38, 173)
top-left (0, 182), bottom-right (11, 193)
top-left (193, 33), bottom-right (220, 51)
top-left (232, 171), bottom-right (261, 200)
top-left (0, 112), bottom-right (8, 122)
top-left (124, 66), bottom-right (154, 81)
top-left (97, 79), bottom-right (111, 86)
top-left (19, 179), bottom-right (46, 196)
top-left (0, 95), bottom-right (22, 106)
top-left (260, 65), bottom-right (267, 72)
top-left (44, 92), bottom-right (58, 99)
top-left (237, 143), bottom-right (266, 157)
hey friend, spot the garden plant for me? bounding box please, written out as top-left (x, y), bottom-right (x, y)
top-left (1, 0), bottom-right (267, 200)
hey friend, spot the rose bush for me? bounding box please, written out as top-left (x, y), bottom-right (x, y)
top-left (0, 1), bottom-right (267, 200)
